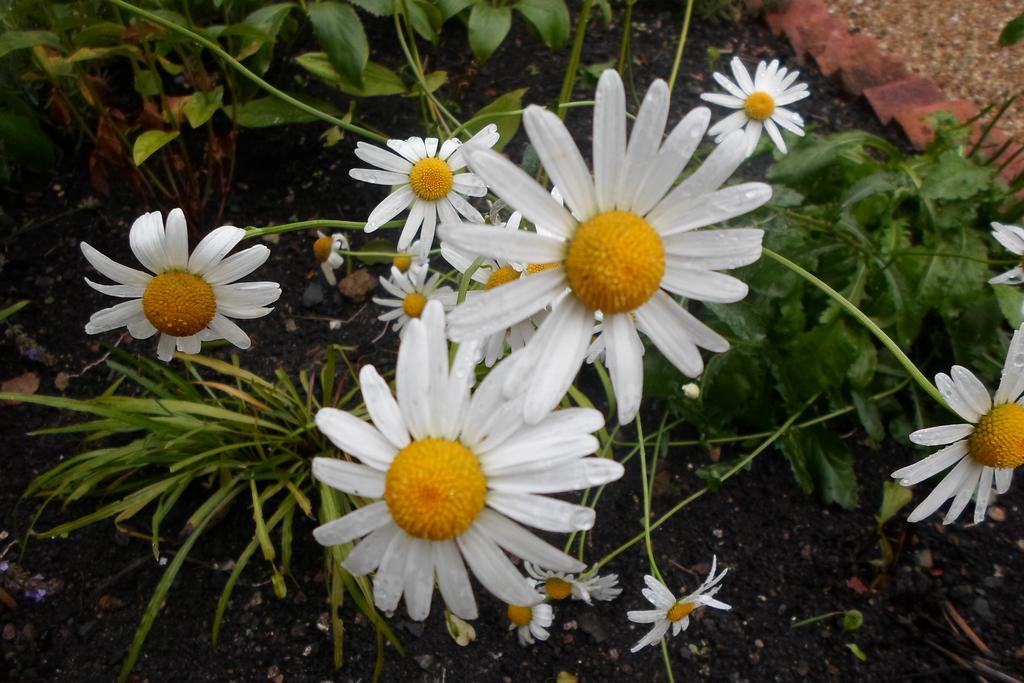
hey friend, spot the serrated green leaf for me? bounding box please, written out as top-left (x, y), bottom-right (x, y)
top-left (133, 130), bottom-right (179, 166)
top-left (309, 2), bottom-right (368, 86)
top-left (993, 283), bottom-right (1024, 328)
top-left (919, 149), bottom-right (995, 201)
top-left (468, 4), bottom-right (512, 61)
top-left (296, 52), bottom-right (406, 96)
top-left (464, 88), bottom-right (526, 151)
top-left (227, 95), bottom-right (340, 127)
top-left (766, 131), bottom-right (872, 183)
top-left (182, 86), bottom-right (224, 128)
top-left (516, 0), bottom-right (569, 49)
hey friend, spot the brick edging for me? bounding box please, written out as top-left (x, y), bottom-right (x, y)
top-left (744, 0), bottom-right (1023, 185)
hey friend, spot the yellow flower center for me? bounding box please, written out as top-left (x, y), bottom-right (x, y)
top-left (527, 262), bottom-right (560, 274)
top-left (544, 577), bottom-right (573, 600)
top-left (485, 265), bottom-right (520, 290)
top-left (402, 292), bottom-right (427, 318)
top-left (564, 210), bottom-right (664, 314)
top-left (142, 271), bottom-right (217, 337)
top-left (743, 91), bottom-right (775, 121)
top-left (384, 438), bottom-right (487, 540)
top-left (313, 235), bottom-right (334, 263)
top-left (968, 403), bottom-right (1024, 469)
top-left (393, 254), bottom-right (413, 272)
top-left (667, 601), bottom-right (695, 623)
top-left (507, 604), bottom-right (533, 627)
top-left (409, 157), bottom-right (453, 201)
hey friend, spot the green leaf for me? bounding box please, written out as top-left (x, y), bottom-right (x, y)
top-left (406, 0), bottom-right (443, 42)
top-left (766, 131), bottom-right (874, 183)
top-left (0, 111), bottom-right (58, 172)
top-left (437, 0), bottom-right (474, 19)
top-left (296, 52), bottom-right (406, 96)
top-left (993, 284), bottom-right (1024, 328)
top-left (783, 321), bottom-right (860, 397)
top-left (133, 70), bottom-right (161, 97)
top-left (780, 429), bottom-right (858, 509)
top-left (846, 643), bottom-right (868, 662)
top-left (999, 12), bottom-right (1024, 46)
top-left (851, 389), bottom-right (883, 441)
top-left (182, 87), bottom-right (224, 128)
top-left (468, 4), bottom-right (512, 61)
top-left (515, 0), bottom-right (569, 49)
top-left (842, 610), bottom-right (864, 632)
top-left (0, 300), bottom-right (29, 322)
top-left (877, 480), bottom-right (913, 526)
top-left (406, 70), bottom-right (448, 97)
top-left (309, 2), bottom-right (368, 86)
top-left (464, 88), bottom-right (526, 151)
top-left (0, 31), bottom-right (62, 59)
top-left (132, 130), bottom-right (180, 166)
top-left (919, 150), bottom-right (995, 201)
top-left (227, 95), bottom-right (340, 128)
top-left (351, 0), bottom-right (394, 15)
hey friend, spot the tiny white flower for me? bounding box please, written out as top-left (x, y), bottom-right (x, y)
top-left (525, 562), bottom-right (622, 604)
top-left (988, 222), bottom-right (1024, 285)
top-left (373, 264), bottom-right (454, 336)
top-left (682, 382), bottom-right (700, 400)
top-left (81, 208), bottom-right (280, 362)
top-left (313, 231), bottom-right (348, 286)
top-left (350, 126), bottom-right (500, 253)
top-left (392, 239), bottom-right (427, 274)
top-left (311, 301), bottom-right (625, 621)
top-left (626, 557), bottom-right (731, 653)
top-left (701, 57), bottom-right (809, 156)
top-left (891, 324), bottom-right (1024, 524)
top-left (507, 599), bottom-right (554, 645)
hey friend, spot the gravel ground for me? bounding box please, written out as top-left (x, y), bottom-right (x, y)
top-left (827, 0), bottom-right (1024, 137)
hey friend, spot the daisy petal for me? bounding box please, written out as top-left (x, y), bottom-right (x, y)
top-left (439, 222), bottom-right (566, 264)
top-left (313, 501), bottom-right (391, 545)
top-left (616, 79), bottom-right (669, 210)
top-left (909, 424), bottom-right (973, 446)
top-left (487, 491), bottom-right (596, 532)
top-left (605, 313), bottom-right (644, 423)
top-left (342, 522), bottom-right (401, 575)
top-left (203, 245), bottom-right (270, 285)
top-left (315, 407), bottom-right (397, 471)
top-left (475, 509), bottom-right (585, 573)
top-left (360, 365), bottom-right (410, 450)
top-left (366, 186), bottom-right (415, 232)
top-left (995, 324), bottom-right (1024, 404)
top-left (907, 456), bottom-right (976, 523)
top-left (80, 242), bottom-right (152, 286)
top-left (445, 267), bottom-right (567, 342)
top-left (311, 457), bottom-right (386, 498)
top-left (593, 69), bottom-right (626, 212)
top-left (891, 440), bottom-right (968, 484)
top-left (631, 107), bottom-right (711, 216)
top-left (661, 266), bottom-right (749, 303)
top-left (523, 105), bottom-right (598, 221)
top-left (456, 524), bottom-right (540, 606)
top-left (188, 226), bottom-right (245, 276)
top-left (434, 539), bottom-right (478, 620)
top-left (164, 208), bottom-right (189, 270)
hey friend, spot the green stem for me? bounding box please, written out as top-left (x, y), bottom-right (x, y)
top-left (592, 394), bottom-right (818, 572)
top-left (242, 219), bottom-right (403, 239)
top-left (790, 611), bottom-right (843, 629)
top-left (106, 0), bottom-right (387, 143)
top-left (557, 0), bottom-right (593, 120)
top-left (763, 248), bottom-right (949, 411)
top-left (636, 415), bottom-right (665, 584)
top-left (666, 0), bottom-right (695, 95)
top-left (660, 638), bottom-right (677, 683)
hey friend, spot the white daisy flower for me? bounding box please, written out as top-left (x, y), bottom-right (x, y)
top-left (392, 240), bottom-right (427, 274)
top-left (440, 70), bottom-right (770, 424)
top-left (507, 600), bottom-right (554, 646)
top-left (627, 556), bottom-right (731, 653)
top-left (700, 57), bottom-right (809, 156)
top-left (441, 211), bottom-right (547, 367)
top-left (313, 230), bottom-right (348, 286)
top-left (311, 301), bottom-right (625, 621)
top-left (891, 324), bottom-right (1024, 524)
top-left (988, 222), bottom-right (1024, 285)
top-left (350, 125), bottom-right (501, 253)
top-left (81, 208), bottom-right (280, 362)
top-left (525, 562), bottom-right (622, 604)
top-left (373, 264), bottom-right (454, 336)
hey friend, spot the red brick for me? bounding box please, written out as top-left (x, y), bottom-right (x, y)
top-left (797, 14), bottom-right (847, 59)
top-left (765, 10), bottom-right (786, 35)
top-left (839, 52), bottom-right (911, 96)
top-left (816, 33), bottom-right (879, 77)
top-left (999, 146), bottom-right (1024, 183)
top-left (863, 78), bottom-right (945, 124)
top-left (894, 100), bottom-right (981, 150)
top-left (780, 0), bottom-right (831, 61)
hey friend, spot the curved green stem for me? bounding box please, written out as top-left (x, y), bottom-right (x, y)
top-left (106, 0), bottom-right (387, 143)
top-left (557, 0), bottom-right (593, 120)
top-left (666, 0), bottom-right (695, 95)
top-left (763, 247), bottom-right (949, 411)
top-left (636, 415), bottom-right (665, 584)
top-left (242, 219), bottom-right (403, 239)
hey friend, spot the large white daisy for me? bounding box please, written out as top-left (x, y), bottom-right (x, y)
top-left (373, 264), bottom-right (454, 336)
top-left (81, 209), bottom-right (280, 362)
top-left (349, 125), bottom-right (500, 253)
top-left (987, 222), bottom-right (1024, 285)
top-left (891, 325), bottom-right (1024, 524)
top-left (626, 556), bottom-right (731, 653)
top-left (440, 69), bottom-right (770, 424)
top-left (311, 301), bottom-right (624, 621)
top-left (700, 57), bottom-right (809, 156)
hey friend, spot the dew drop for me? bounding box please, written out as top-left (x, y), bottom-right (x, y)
top-left (900, 478), bottom-right (912, 487)
top-left (1013, 352), bottom-right (1024, 368)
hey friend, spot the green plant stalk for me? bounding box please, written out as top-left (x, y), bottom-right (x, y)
top-left (636, 416), bottom-right (665, 584)
top-left (105, 0), bottom-right (387, 143)
top-left (666, 0), bottom-right (695, 95)
top-left (660, 638), bottom-right (677, 683)
top-left (242, 219), bottom-right (404, 239)
top-left (395, 2), bottom-right (459, 135)
top-left (556, 0), bottom-right (593, 120)
top-left (790, 610), bottom-right (843, 629)
top-left (763, 248), bottom-right (949, 411)
top-left (592, 394), bottom-right (818, 572)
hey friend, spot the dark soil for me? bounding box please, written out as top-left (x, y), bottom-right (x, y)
top-left (2, 3), bottom-right (1021, 683)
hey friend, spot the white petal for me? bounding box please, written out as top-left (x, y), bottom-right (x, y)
top-left (972, 466), bottom-right (994, 525)
top-left (176, 333), bottom-right (202, 355)
top-left (989, 267), bottom-right (1024, 285)
top-left (907, 456), bottom-right (976, 523)
top-left (386, 138), bottom-right (419, 162)
top-left (313, 501), bottom-right (391, 545)
top-left (156, 333), bottom-right (176, 361)
top-left (763, 118), bottom-right (787, 154)
top-left (203, 245), bottom-right (270, 285)
top-left (127, 314), bottom-right (157, 340)
top-left (434, 539), bottom-right (478, 620)
top-left (421, 300), bottom-right (450, 436)
top-left (311, 457), bottom-right (386, 498)
top-left (662, 228), bottom-right (764, 270)
top-left (439, 222), bottom-right (565, 264)
top-left (730, 57), bottom-right (755, 93)
top-left (359, 365), bottom-right (410, 450)
top-left (996, 325), bottom-right (1024, 404)
top-left (950, 366), bottom-right (992, 416)
top-left (315, 408), bottom-right (397, 471)
top-left (396, 318), bottom-right (432, 439)
top-left (80, 242), bottom-right (152, 286)
top-left (909, 424), bottom-right (973, 446)
top-left (456, 524), bottom-right (541, 606)
top-left (636, 291), bottom-right (728, 362)
top-left (644, 574), bottom-right (676, 607)
top-left (445, 268), bottom-right (566, 342)
top-left (164, 208), bottom-right (189, 270)
top-left (631, 107), bottom-right (711, 216)
top-left (342, 522), bottom-right (400, 575)
top-left (488, 457), bottom-right (624, 494)
top-left (129, 211), bottom-right (170, 274)
top-left (627, 609), bottom-right (665, 624)
top-left (85, 299), bottom-right (144, 334)
top-left (652, 182), bottom-right (773, 237)
top-left (188, 226), bottom-right (245, 276)
top-left (743, 120), bottom-right (763, 156)
top-left (661, 265), bottom-right (749, 303)
top-left (207, 313), bottom-right (251, 349)
top-left (366, 186), bottom-right (415, 232)
top-left (462, 146), bottom-right (577, 239)
top-left (443, 337), bottom-right (481, 439)
top-left (215, 282), bottom-right (281, 309)
top-left (475, 509), bottom-right (585, 572)
top-left (604, 314), bottom-right (644, 424)
top-left (487, 491), bottom-right (596, 532)
top-left (771, 107), bottom-right (805, 136)
top-left (593, 69), bottom-right (626, 212)
top-left (523, 106), bottom-right (598, 220)
top-left (350, 168), bottom-right (411, 185)
top-left (84, 278), bottom-right (146, 298)
top-left (711, 69), bottom-right (748, 99)
top-left (355, 141), bottom-right (413, 173)
top-left (630, 620), bottom-right (670, 652)
top-left (701, 92), bottom-right (745, 108)
top-left (447, 191), bottom-right (484, 223)
top-left (373, 532), bottom-right (411, 613)
top-left (774, 89), bottom-right (810, 106)
top-left (891, 440), bottom-right (968, 483)
top-left (402, 538), bottom-right (435, 620)
top-left (936, 373), bottom-right (982, 423)
top-left (397, 200), bottom-right (426, 251)
top-left (616, 79), bottom-right (669, 210)
top-left (994, 468), bottom-right (1013, 494)
top-left (991, 222), bottom-right (1024, 255)
top-left (708, 109), bottom-right (749, 137)
top-left (452, 173), bottom-right (487, 197)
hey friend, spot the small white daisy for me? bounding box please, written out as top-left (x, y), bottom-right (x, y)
top-left (373, 264), bottom-right (454, 335)
top-left (525, 562), bottom-right (622, 604)
top-left (891, 325), bottom-right (1024, 524)
top-left (700, 57), bottom-right (809, 156)
top-left (627, 557), bottom-right (731, 653)
top-left (311, 301), bottom-right (625, 621)
top-left (392, 240), bottom-right (427, 274)
top-left (988, 222), bottom-right (1024, 285)
top-left (441, 211), bottom-right (547, 367)
top-left (81, 208), bottom-right (280, 362)
top-left (507, 600), bottom-right (554, 645)
top-left (313, 230), bottom-right (348, 286)
top-left (350, 125), bottom-right (500, 253)
top-left (441, 69), bottom-right (770, 425)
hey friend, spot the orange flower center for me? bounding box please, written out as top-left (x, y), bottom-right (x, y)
top-left (142, 271), bottom-right (217, 337)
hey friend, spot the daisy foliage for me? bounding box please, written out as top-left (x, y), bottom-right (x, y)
top-left (311, 301), bottom-right (624, 620)
top-left (441, 69), bottom-right (770, 424)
